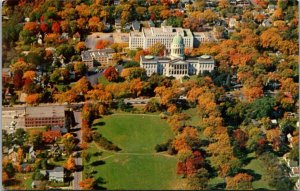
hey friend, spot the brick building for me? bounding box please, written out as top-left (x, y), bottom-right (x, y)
top-left (2, 105), bottom-right (66, 129)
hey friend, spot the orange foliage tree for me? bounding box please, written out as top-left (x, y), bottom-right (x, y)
top-left (25, 94), bottom-right (41, 105)
top-left (226, 173), bottom-right (253, 190)
top-left (64, 156), bottom-right (76, 171)
top-left (95, 40), bottom-right (110, 49)
top-left (80, 178), bottom-right (96, 190)
top-left (42, 131), bottom-right (62, 144)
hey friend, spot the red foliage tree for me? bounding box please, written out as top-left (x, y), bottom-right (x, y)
top-left (52, 22), bottom-right (61, 33)
top-left (13, 70), bottom-right (24, 90)
top-left (40, 22), bottom-right (49, 33)
top-left (233, 129), bottom-right (248, 148)
top-left (103, 67), bottom-right (119, 82)
top-left (177, 151), bottom-right (205, 176)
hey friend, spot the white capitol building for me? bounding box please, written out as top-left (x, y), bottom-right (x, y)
top-left (140, 33), bottom-right (215, 78)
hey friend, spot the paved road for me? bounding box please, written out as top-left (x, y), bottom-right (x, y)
top-left (72, 111), bottom-right (83, 190)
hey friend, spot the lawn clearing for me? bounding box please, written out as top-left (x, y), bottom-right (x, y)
top-left (243, 153), bottom-right (274, 190)
top-left (85, 113), bottom-right (186, 190)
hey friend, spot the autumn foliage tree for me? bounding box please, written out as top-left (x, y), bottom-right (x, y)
top-left (103, 67), bottom-right (119, 82)
top-left (95, 40), bottom-right (110, 49)
top-left (226, 173), bottom-right (253, 190)
top-left (52, 22), bottom-right (61, 33)
top-left (80, 178), bottom-right (96, 190)
top-left (64, 156), bottom-right (76, 171)
top-left (147, 42), bottom-right (166, 56)
top-left (25, 94), bottom-right (41, 105)
top-left (42, 131), bottom-right (62, 144)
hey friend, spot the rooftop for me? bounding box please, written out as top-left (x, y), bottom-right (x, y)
top-left (141, 26), bottom-right (193, 38)
top-left (26, 105), bottom-right (65, 118)
top-left (82, 49), bottom-right (115, 60)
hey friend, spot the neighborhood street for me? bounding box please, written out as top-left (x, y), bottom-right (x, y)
top-left (72, 111), bottom-right (83, 190)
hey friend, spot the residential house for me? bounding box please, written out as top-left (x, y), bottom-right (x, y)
top-left (229, 18), bottom-right (238, 28)
top-left (262, 19), bottom-right (272, 27)
top-left (28, 146), bottom-right (36, 162)
top-left (60, 33), bottom-right (69, 40)
top-left (2, 68), bottom-right (12, 85)
top-left (8, 147), bottom-right (19, 163)
top-left (267, 4), bottom-right (276, 14)
top-left (283, 153), bottom-right (299, 177)
top-left (48, 167), bottom-right (65, 182)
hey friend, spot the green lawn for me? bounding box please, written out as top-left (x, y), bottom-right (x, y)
top-left (243, 153), bottom-right (274, 190)
top-left (98, 76), bottom-right (110, 85)
top-left (183, 108), bottom-right (200, 127)
top-left (85, 113), bottom-right (186, 190)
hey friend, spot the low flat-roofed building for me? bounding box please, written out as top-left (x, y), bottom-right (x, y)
top-left (2, 106), bottom-right (26, 129)
top-left (25, 105), bottom-right (65, 127)
top-left (81, 48), bottom-right (115, 68)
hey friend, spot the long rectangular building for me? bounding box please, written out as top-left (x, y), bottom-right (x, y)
top-left (81, 48), bottom-right (115, 68)
top-left (129, 26), bottom-right (194, 51)
top-left (2, 105), bottom-right (66, 129)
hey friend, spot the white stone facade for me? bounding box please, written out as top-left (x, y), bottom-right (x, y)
top-left (140, 34), bottom-right (215, 78)
top-left (129, 26), bottom-right (194, 51)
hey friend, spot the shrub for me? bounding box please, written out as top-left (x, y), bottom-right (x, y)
top-left (93, 132), bottom-right (121, 151)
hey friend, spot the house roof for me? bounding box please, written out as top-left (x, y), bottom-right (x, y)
top-left (132, 20), bottom-right (141, 31)
top-left (48, 167), bottom-right (64, 178)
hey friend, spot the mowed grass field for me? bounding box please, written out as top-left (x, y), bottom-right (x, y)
top-left (85, 114), bottom-right (186, 190)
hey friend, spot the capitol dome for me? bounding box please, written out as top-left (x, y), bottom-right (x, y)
top-left (172, 33), bottom-right (184, 45)
top-left (170, 33), bottom-right (184, 60)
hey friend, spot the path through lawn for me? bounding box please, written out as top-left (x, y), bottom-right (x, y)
top-left (85, 113), bottom-right (186, 190)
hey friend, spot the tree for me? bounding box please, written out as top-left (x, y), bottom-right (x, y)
top-left (42, 131), bottom-right (62, 144)
top-left (64, 156), bottom-right (76, 171)
top-left (289, 143), bottom-right (299, 162)
top-left (5, 162), bottom-right (15, 178)
top-left (129, 78), bottom-right (143, 97)
top-left (148, 42), bottom-right (166, 56)
top-left (88, 16), bottom-right (103, 32)
top-left (95, 40), bottom-right (110, 49)
top-left (40, 22), bottom-right (49, 33)
top-left (80, 178), bottom-right (96, 190)
top-left (62, 133), bottom-right (76, 156)
top-left (242, 86), bottom-right (264, 102)
top-left (23, 22), bottom-right (39, 34)
top-left (226, 173), bottom-right (253, 190)
top-left (2, 172), bottom-right (9, 184)
top-left (75, 41), bottom-right (86, 53)
top-left (25, 94), bottom-right (41, 105)
top-left (74, 62), bottom-right (87, 76)
top-left (187, 168), bottom-right (209, 190)
top-left (13, 69), bottom-right (24, 90)
top-left (10, 59), bottom-right (34, 73)
top-left (103, 67), bottom-right (119, 82)
top-left (52, 22), bottom-right (61, 33)
top-left (17, 147), bottom-right (24, 164)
